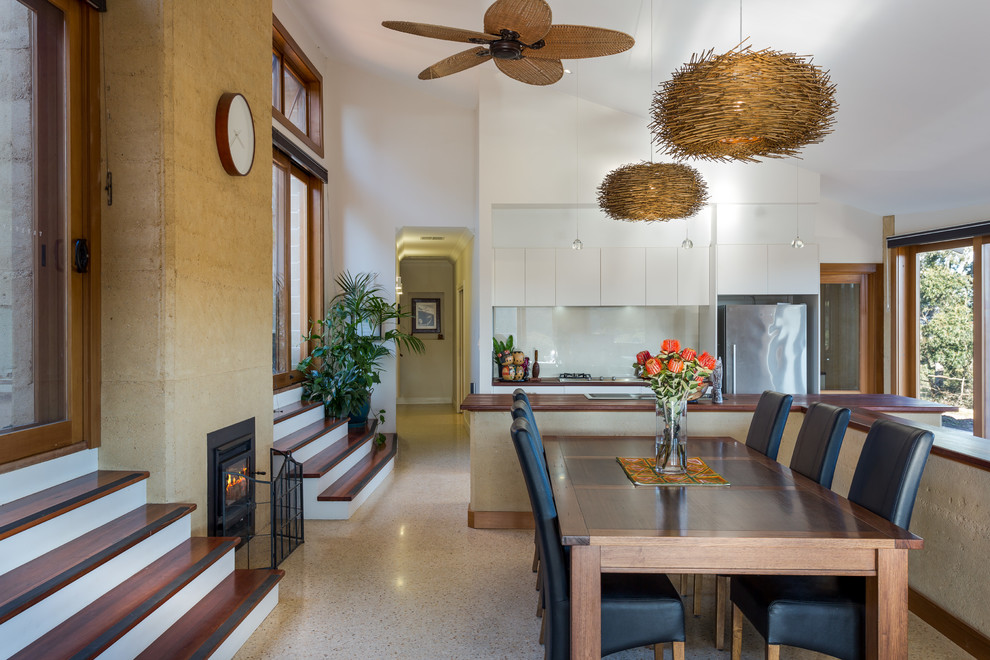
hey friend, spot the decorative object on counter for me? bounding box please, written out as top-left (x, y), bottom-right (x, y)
top-left (532, 349), bottom-right (541, 380)
top-left (617, 456), bottom-right (730, 487)
top-left (635, 340), bottom-right (717, 474)
top-left (712, 357), bottom-right (723, 404)
top-left (597, 161), bottom-right (708, 222)
top-left (298, 272), bottom-right (424, 426)
top-left (493, 334), bottom-right (514, 368)
top-left (651, 41), bottom-right (837, 163)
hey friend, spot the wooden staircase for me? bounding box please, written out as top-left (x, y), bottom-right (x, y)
top-left (273, 389), bottom-right (397, 520)
top-left (0, 449), bottom-right (281, 659)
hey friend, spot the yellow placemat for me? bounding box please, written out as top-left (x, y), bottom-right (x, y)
top-left (616, 456), bottom-right (730, 486)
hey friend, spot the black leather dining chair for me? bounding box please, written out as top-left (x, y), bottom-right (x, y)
top-left (510, 417), bottom-right (686, 660)
top-left (744, 390), bottom-right (793, 460)
top-left (788, 402), bottom-right (851, 488)
top-left (729, 419), bottom-right (934, 660)
top-left (715, 401), bottom-right (851, 648)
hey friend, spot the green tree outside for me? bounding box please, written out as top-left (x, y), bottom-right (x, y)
top-left (918, 247), bottom-right (973, 411)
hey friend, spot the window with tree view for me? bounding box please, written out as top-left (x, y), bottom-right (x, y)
top-left (918, 245), bottom-right (974, 431)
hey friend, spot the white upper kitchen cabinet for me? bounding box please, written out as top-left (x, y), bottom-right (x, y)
top-left (493, 248), bottom-right (526, 306)
top-left (556, 248), bottom-right (601, 306)
top-left (677, 248), bottom-right (710, 305)
top-left (717, 244), bottom-right (768, 294)
top-left (525, 248), bottom-right (556, 306)
top-left (601, 247), bottom-right (646, 306)
top-left (645, 248), bottom-right (678, 305)
top-left (767, 244), bottom-right (820, 294)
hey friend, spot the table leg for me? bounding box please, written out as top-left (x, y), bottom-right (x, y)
top-left (571, 544), bottom-right (602, 659)
top-left (866, 548), bottom-right (908, 659)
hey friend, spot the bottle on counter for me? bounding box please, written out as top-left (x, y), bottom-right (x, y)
top-left (532, 349), bottom-right (541, 380)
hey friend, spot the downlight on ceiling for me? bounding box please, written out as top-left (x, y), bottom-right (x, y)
top-left (597, 162), bottom-right (708, 222)
top-left (650, 43), bottom-right (837, 163)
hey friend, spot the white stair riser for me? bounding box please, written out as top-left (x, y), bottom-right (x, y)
top-left (0, 515), bottom-right (191, 658)
top-left (301, 442), bottom-right (372, 506)
top-left (97, 548), bottom-right (235, 660)
top-left (0, 449), bottom-right (99, 506)
top-left (0, 481), bottom-right (147, 574)
top-left (273, 389), bottom-right (303, 409)
top-left (304, 457), bottom-right (395, 520)
top-left (208, 584), bottom-right (280, 660)
top-left (284, 422), bottom-right (349, 464)
top-left (273, 407), bottom-right (324, 441)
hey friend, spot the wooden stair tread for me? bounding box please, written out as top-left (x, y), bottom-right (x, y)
top-left (301, 422), bottom-right (378, 479)
top-left (0, 502), bottom-right (195, 624)
top-left (136, 568), bottom-right (284, 659)
top-left (0, 470), bottom-right (149, 541)
top-left (318, 434), bottom-right (397, 502)
top-left (273, 399), bottom-right (321, 425)
top-left (273, 416), bottom-right (347, 455)
top-left (12, 537), bottom-right (237, 660)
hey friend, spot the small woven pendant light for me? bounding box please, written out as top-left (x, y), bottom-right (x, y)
top-left (597, 161), bottom-right (708, 222)
top-left (651, 42), bottom-right (837, 163)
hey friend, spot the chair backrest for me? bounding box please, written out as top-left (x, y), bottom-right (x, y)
top-left (509, 417), bottom-right (568, 606)
top-left (788, 402), bottom-right (851, 487)
top-left (745, 391), bottom-right (793, 460)
top-left (513, 388), bottom-right (531, 408)
top-left (848, 419), bottom-right (934, 529)
top-left (510, 399), bottom-right (540, 444)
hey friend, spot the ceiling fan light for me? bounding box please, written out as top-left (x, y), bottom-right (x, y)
top-left (650, 43), bottom-right (837, 163)
top-left (597, 162), bottom-right (709, 222)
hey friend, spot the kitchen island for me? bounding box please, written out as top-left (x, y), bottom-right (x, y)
top-left (460, 392), bottom-right (955, 529)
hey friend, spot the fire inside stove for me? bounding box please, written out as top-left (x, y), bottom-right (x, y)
top-left (225, 461), bottom-right (250, 508)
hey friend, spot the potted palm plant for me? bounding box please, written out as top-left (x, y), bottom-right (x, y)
top-left (298, 271), bottom-right (424, 427)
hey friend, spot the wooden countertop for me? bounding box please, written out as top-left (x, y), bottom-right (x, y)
top-left (460, 392), bottom-right (957, 414)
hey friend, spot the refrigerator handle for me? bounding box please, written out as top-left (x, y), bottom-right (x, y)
top-left (732, 344), bottom-right (736, 394)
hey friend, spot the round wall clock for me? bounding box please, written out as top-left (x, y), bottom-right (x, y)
top-left (215, 92), bottom-right (255, 176)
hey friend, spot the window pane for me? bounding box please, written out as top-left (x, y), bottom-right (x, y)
top-left (0, 0), bottom-right (67, 433)
top-left (283, 67), bottom-right (306, 133)
top-left (820, 283), bottom-right (860, 390)
top-left (289, 174), bottom-right (306, 368)
top-left (272, 165), bottom-right (286, 375)
top-left (918, 246), bottom-right (974, 431)
top-left (271, 52), bottom-right (281, 110)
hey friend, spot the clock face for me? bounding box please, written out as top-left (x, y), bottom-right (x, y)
top-left (216, 93), bottom-right (255, 176)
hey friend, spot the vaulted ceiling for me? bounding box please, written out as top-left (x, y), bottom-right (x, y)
top-left (289, 0), bottom-right (990, 216)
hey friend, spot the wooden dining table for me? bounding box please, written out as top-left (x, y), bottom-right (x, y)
top-left (543, 434), bottom-right (923, 660)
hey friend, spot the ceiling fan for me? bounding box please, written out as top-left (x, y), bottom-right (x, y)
top-left (382, 0), bottom-right (634, 86)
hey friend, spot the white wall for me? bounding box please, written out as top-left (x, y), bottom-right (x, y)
top-left (327, 61), bottom-right (478, 429)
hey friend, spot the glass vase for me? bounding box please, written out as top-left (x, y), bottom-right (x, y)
top-left (655, 398), bottom-right (688, 475)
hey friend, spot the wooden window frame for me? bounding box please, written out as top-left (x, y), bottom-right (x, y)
top-left (272, 15), bottom-right (323, 158)
top-left (1, 0), bottom-right (101, 467)
top-left (893, 237), bottom-right (985, 438)
top-left (272, 149), bottom-right (323, 391)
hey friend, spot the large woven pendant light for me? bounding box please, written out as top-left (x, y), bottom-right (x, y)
top-left (598, 162), bottom-right (708, 222)
top-left (651, 42), bottom-right (837, 163)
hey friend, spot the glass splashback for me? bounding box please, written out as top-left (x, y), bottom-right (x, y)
top-left (493, 307), bottom-right (702, 378)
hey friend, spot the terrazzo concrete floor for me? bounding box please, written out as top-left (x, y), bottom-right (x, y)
top-left (235, 404), bottom-right (970, 659)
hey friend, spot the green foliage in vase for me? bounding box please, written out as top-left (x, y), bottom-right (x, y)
top-left (493, 334), bottom-right (514, 366)
top-left (298, 272), bottom-right (425, 419)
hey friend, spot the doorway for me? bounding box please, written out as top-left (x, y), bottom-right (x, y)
top-left (820, 263), bottom-right (883, 393)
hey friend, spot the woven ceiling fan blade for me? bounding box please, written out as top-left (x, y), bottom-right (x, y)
top-left (382, 21), bottom-right (499, 44)
top-left (419, 48), bottom-right (492, 80)
top-left (484, 0), bottom-right (552, 44)
top-left (495, 57), bottom-right (563, 86)
top-left (526, 25), bottom-right (635, 60)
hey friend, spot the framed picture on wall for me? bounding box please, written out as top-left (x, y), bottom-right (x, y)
top-left (412, 298), bottom-right (440, 334)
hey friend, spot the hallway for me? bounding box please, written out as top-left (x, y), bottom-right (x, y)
top-left (235, 404), bottom-right (967, 659)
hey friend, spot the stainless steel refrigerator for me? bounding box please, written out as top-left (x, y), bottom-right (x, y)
top-left (718, 303), bottom-right (808, 394)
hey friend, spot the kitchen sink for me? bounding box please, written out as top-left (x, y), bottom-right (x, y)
top-left (583, 393), bottom-right (655, 400)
